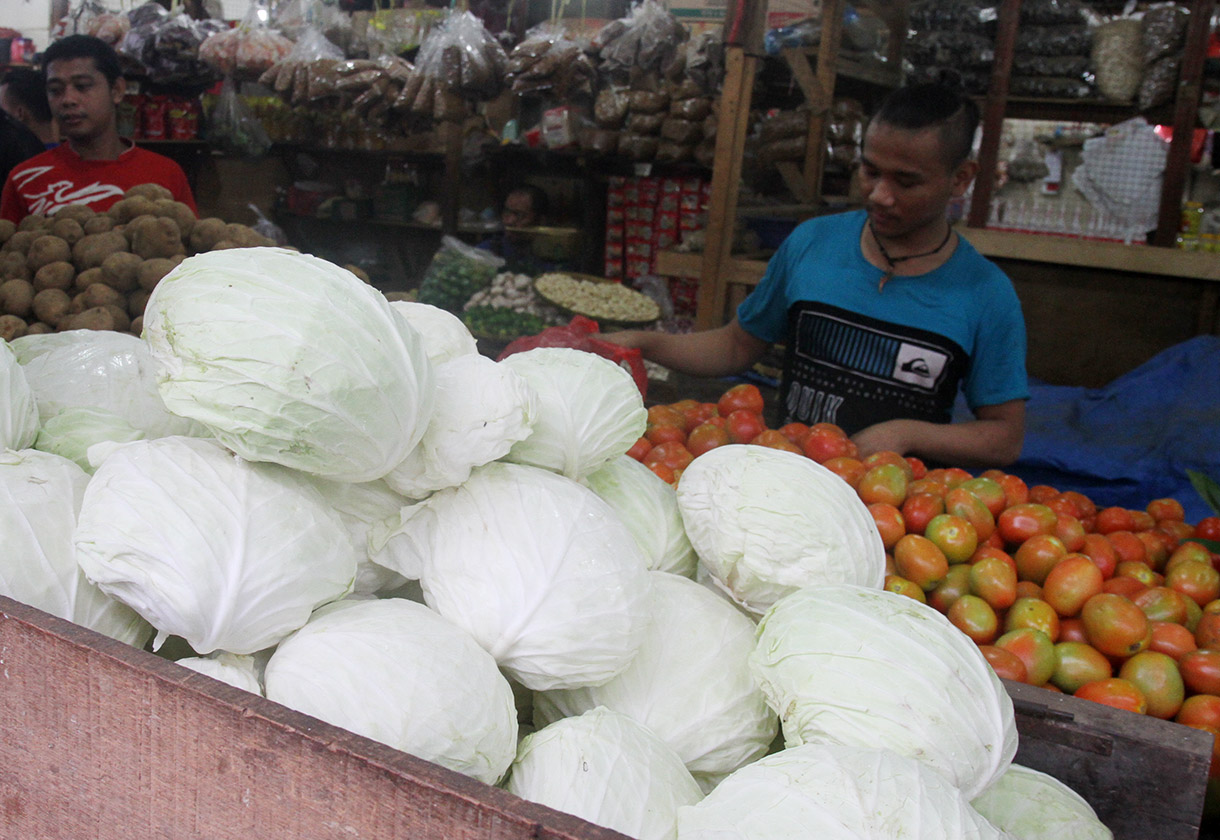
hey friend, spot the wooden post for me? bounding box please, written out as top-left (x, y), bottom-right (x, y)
top-left (968, 0), bottom-right (1020, 228)
top-left (801, 0), bottom-right (845, 200)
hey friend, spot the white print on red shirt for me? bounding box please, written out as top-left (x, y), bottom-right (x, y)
top-left (12, 165), bottom-right (126, 217)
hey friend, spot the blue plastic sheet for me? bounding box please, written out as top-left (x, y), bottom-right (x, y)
top-left (965, 336), bottom-right (1220, 523)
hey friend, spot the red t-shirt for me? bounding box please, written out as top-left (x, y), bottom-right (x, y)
top-left (0, 141), bottom-right (197, 222)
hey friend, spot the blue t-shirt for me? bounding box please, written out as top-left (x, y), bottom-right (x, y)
top-left (737, 209), bottom-right (1028, 434)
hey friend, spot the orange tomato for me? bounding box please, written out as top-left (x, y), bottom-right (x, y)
top-left (1107, 531), bottom-right (1148, 566)
top-left (996, 503), bottom-right (1058, 546)
top-left (1095, 506), bottom-right (1136, 535)
top-left (1167, 560), bottom-right (1220, 608)
top-left (802, 426), bottom-right (858, 463)
top-left (892, 533), bottom-right (949, 592)
top-left (1042, 553), bottom-right (1104, 618)
top-left (1149, 620), bottom-right (1197, 660)
top-left (969, 553), bottom-right (1019, 611)
top-left (647, 404), bottom-right (686, 429)
top-left (868, 503), bottom-right (906, 551)
top-left (716, 383), bottom-right (765, 416)
top-left (626, 436), bottom-right (652, 461)
top-left (995, 627), bottom-right (1057, 686)
top-left (1004, 597), bottom-right (1061, 642)
top-left (821, 456), bottom-right (866, 488)
top-left (749, 429), bottom-right (803, 454)
top-left (1148, 497), bottom-right (1186, 522)
top-left (979, 644), bottom-right (1028, 682)
top-left (725, 409), bottom-right (767, 445)
top-left (1053, 514), bottom-right (1087, 553)
top-left (947, 594), bottom-right (999, 644)
top-left (883, 574), bottom-right (927, 603)
top-left (1080, 533), bottom-right (1119, 580)
top-left (856, 463), bottom-right (909, 507)
top-left (901, 493), bottom-right (945, 536)
top-left (1081, 593), bottom-right (1151, 658)
top-left (643, 441), bottom-right (694, 472)
top-left (1177, 694), bottom-right (1220, 729)
top-left (777, 422), bottom-right (811, 447)
top-left (1014, 534), bottom-right (1068, 586)
top-left (1075, 677), bottom-right (1147, 714)
top-left (645, 422), bottom-right (687, 446)
top-left (1179, 649), bottom-right (1220, 695)
top-left (943, 488), bottom-right (995, 542)
top-left (686, 422), bottom-right (731, 457)
top-left (929, 564), bottom-right (972, 614)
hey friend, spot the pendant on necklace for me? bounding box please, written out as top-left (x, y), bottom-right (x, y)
top-left (878, 271), bottom-right (892, 291)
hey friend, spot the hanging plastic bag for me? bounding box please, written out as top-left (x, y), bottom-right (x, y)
top-left (596, 0), bottom-right (687, 80)
top-left (208, 77), bottom-right (272, 158)
top-left (248, 203), bottom-right (288, 246)
top-left (417, 236), bottom-right (505, 313)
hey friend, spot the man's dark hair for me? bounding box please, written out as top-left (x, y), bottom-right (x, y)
top-left (40, 35), bottom-right (123, 86)
top-left (870, 83), bottom-right (980, 169)
top-left (508, 184), bottom-right (550, 219)
top-left (2, 67), bottom-right (53, 123)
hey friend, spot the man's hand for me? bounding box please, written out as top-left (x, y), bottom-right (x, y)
top-left (850, 399), bottom-right (1026, 469)
top-left (601, 318), bottom-right (770, 379)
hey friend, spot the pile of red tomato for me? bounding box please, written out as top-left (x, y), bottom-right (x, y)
top-left (627, 383), bottom-right (1220, 764)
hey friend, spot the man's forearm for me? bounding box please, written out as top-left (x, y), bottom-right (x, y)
top-left (604, 321), bottom-right (769, 378)
top-left (852, 413), bottom-right (1025, 469)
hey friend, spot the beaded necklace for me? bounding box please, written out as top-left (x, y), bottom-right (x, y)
top-left (869, 219), bottom-right (953, 290)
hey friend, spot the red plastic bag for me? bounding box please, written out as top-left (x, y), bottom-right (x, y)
top-left (497, 316), bottom-right (648, 399)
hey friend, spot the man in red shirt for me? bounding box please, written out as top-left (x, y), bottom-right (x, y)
top-left (0, 35), bottom-right (197, 223)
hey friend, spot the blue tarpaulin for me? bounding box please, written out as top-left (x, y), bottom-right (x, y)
top-left (964, 336), bottom-right (1220, 524)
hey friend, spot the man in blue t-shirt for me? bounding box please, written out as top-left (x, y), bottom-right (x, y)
top-left (606, 83), bottom-right (1029, 468)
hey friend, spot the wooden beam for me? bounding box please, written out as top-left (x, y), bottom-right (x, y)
top-left (780, 48), bottom-right (829, 114)
top-left (968, 0), bottom-right (1020, 228)
top-left (802, 0), bottom-right (845, 200)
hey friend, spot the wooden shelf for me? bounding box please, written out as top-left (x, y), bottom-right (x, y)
top-left (999, 97), bottom-right (1175, 126)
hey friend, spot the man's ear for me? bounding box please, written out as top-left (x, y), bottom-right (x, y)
top-left (110, 75), bottom-right (127, 105)
top-left (951, 159), bottom-right (979, 198)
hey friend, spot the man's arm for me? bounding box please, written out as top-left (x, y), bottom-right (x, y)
top-left (850, 398), bottom-right (1026, 469)
top-left (603, 317), bottom-right (771, 378)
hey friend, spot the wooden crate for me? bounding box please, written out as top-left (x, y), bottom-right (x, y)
top-left (0, 595), bottom-right (629, 840)
top-left (1005, 678), bottom-right (1213, 840)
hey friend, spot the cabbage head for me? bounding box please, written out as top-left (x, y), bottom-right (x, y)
top-left (583, 455), bottom-right (697, 577)
top-left (12, 330), bottom-right (203, 439)
top-left (177, 652), bottom-right (264, 696)
top-left (34, 407), bottom-right (145, 473)
top-left (382, 353), bottom-right (538, 499)
top-left (75, 436), bottom-right (357, 654)
top-left (0, 338), bottom-right (38, 450)
top-left (265, 598), bottom-right (517, 785)
top-left (971, 763), bottom-right (1112, 839)
top-left (676, 445), bottom-right (884, 615)
top-left (507, 707), bottom-right (703, 840)
top-left (300, 476), bottom-right (411, 596)
top-left (0, 448), bottom-right (152, 647)
top-left (142, 248), bottom-right (435, 483)
top-left (378, 461), bottom-right (651, 690)
top-left (388, 300), bottom-right (478, 365)
top-left (535, 572), bottom-right (777, 791)
top-left (748, 584), bottom-right (1017, 800)
top-left (676, 743), bottom-right (1015, 840)
top-left (501, 347), bottom-right (647, 480)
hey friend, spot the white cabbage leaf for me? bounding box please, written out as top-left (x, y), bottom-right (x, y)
top-left (382, 353), bottom-right (538, 499)
top-left (676, 445), bottom-right (885, 615)
top-left (501, 347), bottom-right (647, 480)
top-left (34, 407), bottom-right (145, 473)
top-left (176, 652), bottom-right (264, 696)
top-left (748, 584), bottom-right (1018, 800)
top-left (508, 707), bottom-right (703, 840)
top-left (971, 763), bottom-right (1113, 840)
top-left (0, 339), bottom-right (39, 450)
top-left (676, 743), bottom-right (1015, 839)
top-left (265, 598), bottom-right (517, 785)
top-left (583, 455), bottom-right (698, 577)
top-left (12, 329), bottom-right (205, 438)
top-left (535, 572), bottom-right (777, 791)
top-left (378, 461), bottom-right (651, 690)
top-left (142, 248), bottom-right (435, 482)
top-left (301, 476), bottom-right (411, 595)
top-left (75, 436), bottom-right (357, 654)
top-left (0, 448), bottom-right (152, 647)
top-left (388, 300), bottom-right (478, 365)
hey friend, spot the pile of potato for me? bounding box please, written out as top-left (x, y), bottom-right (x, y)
top-left (0, 183), bottom-right (276, 341)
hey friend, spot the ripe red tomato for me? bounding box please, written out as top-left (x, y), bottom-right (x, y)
top-left (645, 422), bottom-right (687, 446)
top-left (1096, 506), bottom-right (1136, 535)
top-left (1028, 484), bottom-right (1059, 505)
top-left (996, 503), bottom-right (1058, 546)
top-left (1158, 520), bottom-right (1197, 543)
top-left (1168, 560), bottom-right (1220, 608)
top-left (1042, 553), bottom-right (1105, 618)
top-left (802, 427), bottom-right (859, 462)
top-left (1119, 650), bottom-right (1185, 719)
top-left (924, 513), bottom-right (979, 564)
top-left (1051, 641), bottom-right (1112, 693)
top-left (1136, 530), bottom-right (1173, 572)
top-left (901, 493), bottom-right (945, 536)
top-left (643, 441), bottom-right (694, 472)
top-left (724, 409), bottom-right (766, 445)
top-left (821, 456), bottom-right (866, 488)
top-left (626, 436), bottom-right (652, 461)
top-left (1053, 514), bottom-right (1087, 553)
top-left (1080, 533), bottom-right (1119, 579)
top-left (892, 533), bottom-right (949, 591)
top-left (1177, 694), bottom-right (1220, 729)
top-left (717, 383), bottom-right (765, 417)
top-left (1148, 497), bottom-right (1186, 522)
top-left (1179, 649), bottom-right (1220, 695)
top-left (1149, 620), bottom-right (1198, 660)
top-left (777, 422), bottom-right (811, 447)
top-left (1058, 617), bottom-right (1090, 644)
top-left (904, 456), bottom-right (927, 480)
top-left (1102, 576), bottom-right (1148, 600)
top-left (1075, 677), bottom-right (1148, 714)
top-left (680, 401), bottom-right (720, 432)
top-left (947, 594), bottom-right (999, 644)
top-left (686, 422), bottom-right (731, 457)
top-left (1014, 534), bottom-right (1068, 586)
top-left (1107, 531), bottom-right (1148, 566)
top-left (1195, 612), bottom-right (1220, 650)
top-left (1196, 517), bottom-right (1220, 543)
top-left (856, 463), bottom-right (909, 507)
top-left (648, 462), bottom-right (675, 484)
top-left (868, 503), bottom-right (906, 551)
top-left (647, 404), bottom-right (686, 429)
top-left (749, 429), bottom-right (803, 454)
top-left (1081, 593), bottom-right (1151, 658)
top-left (1130, 510), bottom-right (1157, 532)
top-left (1061, 490), bottom-right (1097, 520)
top-left (1132, 586), bottom-right (1190, 625)
top-left (979, 644), bottom-right (1028, 682)
top-left (969, 553), bottom-right (1018, 611)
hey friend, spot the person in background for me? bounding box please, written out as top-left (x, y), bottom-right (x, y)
top-left (0, 35), bottom-right (197, 224)
top-left (605, 83), bottom-right (1028, 469)
top-left (0, 109), bottom-right (46, 192)
top-left (0, 67), bottom-right (59, 148)
top-left (477, 184), bottom-right (554, 275)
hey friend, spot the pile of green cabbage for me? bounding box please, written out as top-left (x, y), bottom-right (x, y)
top-left (0, 247), bottom-right (1114, 840)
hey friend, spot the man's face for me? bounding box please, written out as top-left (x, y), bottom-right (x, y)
top-left (45, 57), bottom-right (123, 143)
top-left (502, 191), bottom-right (537, 229)
top-left (857, 122), bottom-right (976, 240)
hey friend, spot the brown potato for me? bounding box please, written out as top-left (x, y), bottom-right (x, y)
top-left (68, 292), bottom-right (87, 315)
top-left (72, 231), bottom-right (129, 271)
top-left (32, 288), bottom-right (71, 328)
top-left (225, 223), bottom-right (275, 248)
top-left (124, 183), bottom-right (173, 202)
top-left (51, 205), bottom-right (95, 226)
top-left (136, 257), bottom-right (176, 292)
top-left (26, 235), bottom-right (73, 272)
top-left (33, 261), bottom-right (75, 293)
top-left (24, 321), bottom-right (53, 335)
top-left (81, 283), bottom-right (123, 310)
top-left (188, 217), bottom-right (228, 253)
top-left (0, 219), bottom-right (16, 245)
top-left (128, 288), bottom-right (151, 318)
top-left (153, 199), bottom-right (197, 238)
top-left (50, 218), bottom-right (86, 246)
top-left (82, 215), bottom-right (116, 235)
top-left (131, 216), bottom-right (184, 260)
top-left (2, 230), bottom-right (40, 255)
top-left (74, 267), bottom-right (105, 291)
top-left (1, 251), bottom-right (31, 281)
top-left (0, 314), bottom-right (27, 342)
top-left (102, 303), bottom-right (131, 332)
top-left (60, 306), bottom-right (117, 332)
top-left (108, 196), bottom-right (158, 224)
top-left (101, 252), bottom-right (143, 293)
top-left (0, 278), bottom-right (35, 317)
top-left (210, 240), bottom-right (239, 250)
top-left (17, 214), bottom-right (50, 232)
top-left (129, 315), bottom-right (143, 335)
